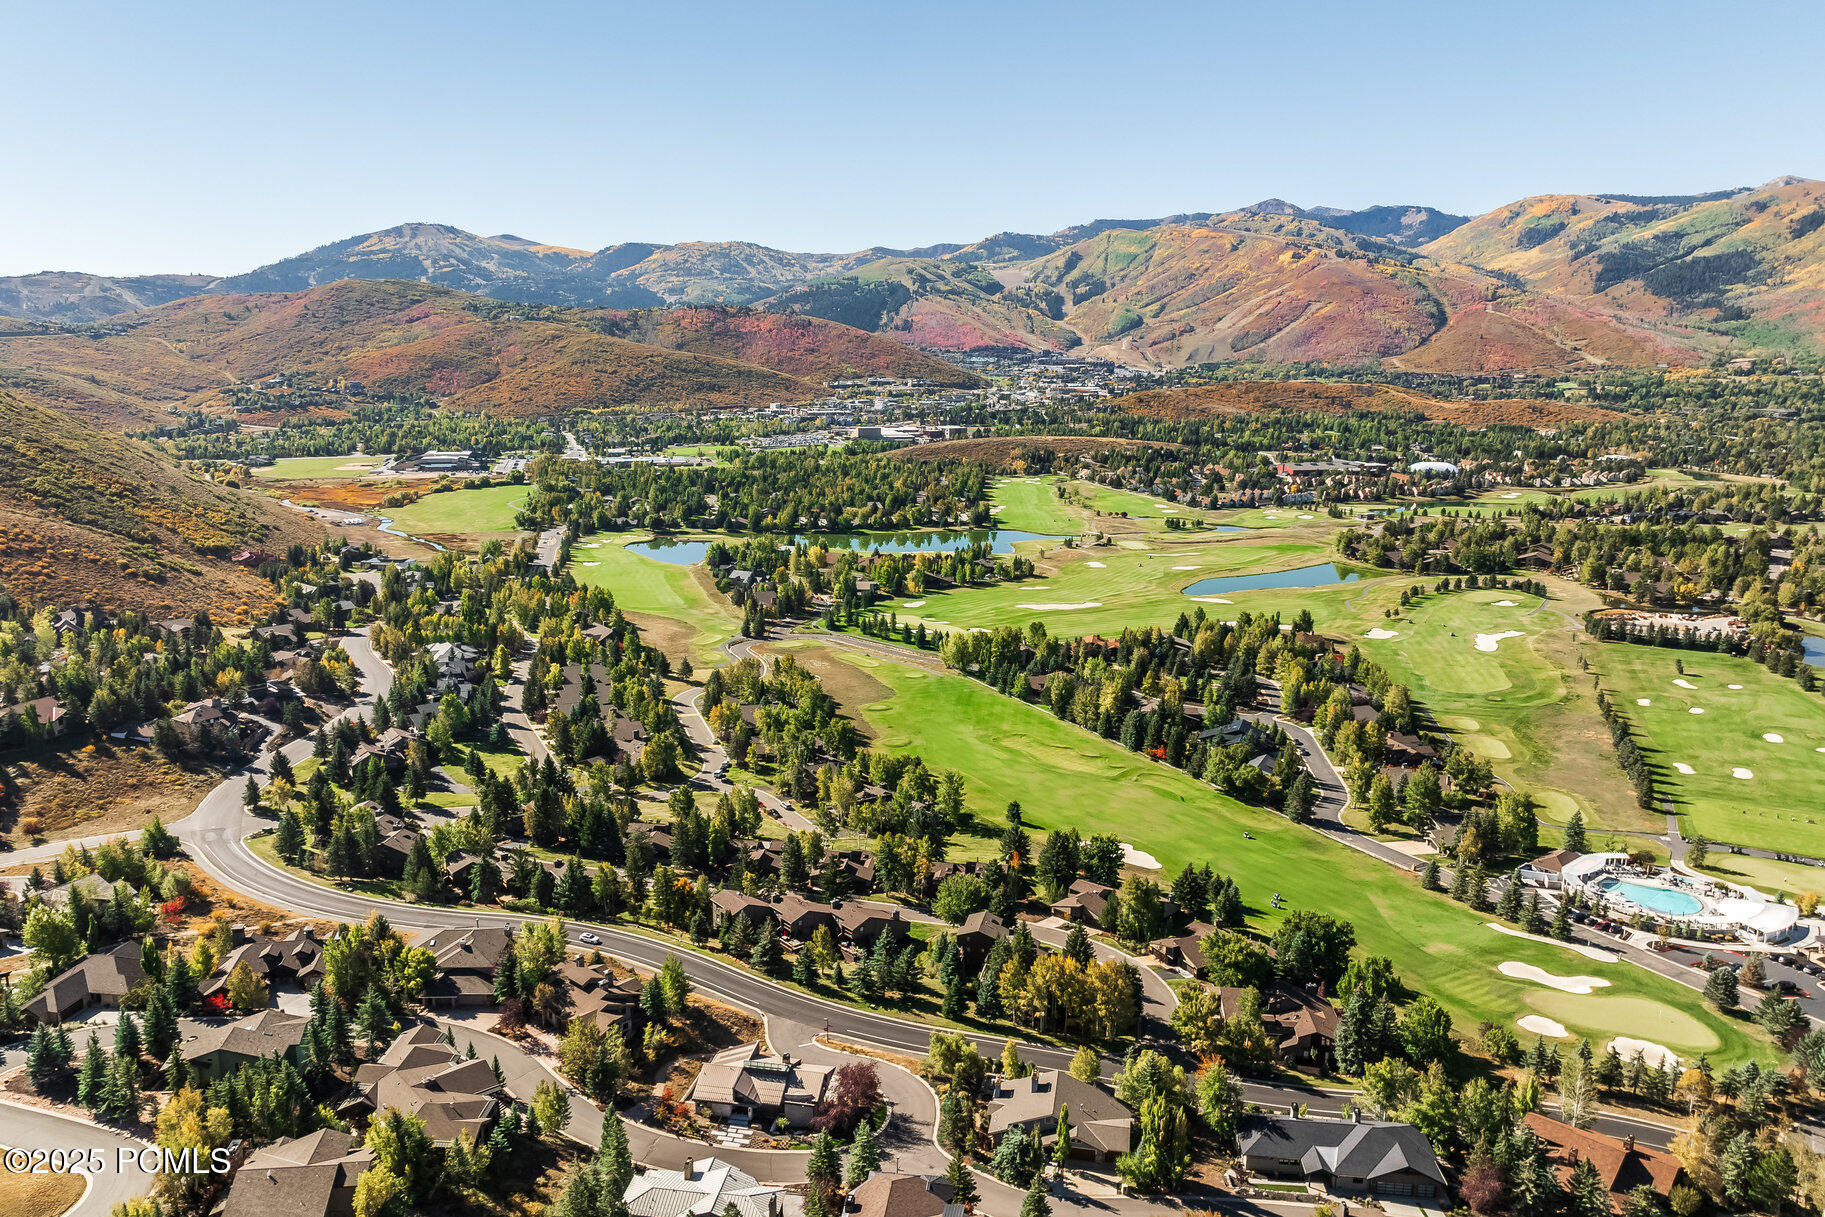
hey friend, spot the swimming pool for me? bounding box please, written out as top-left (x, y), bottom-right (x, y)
top-left (1598, 877), bottom-right (1703, 917)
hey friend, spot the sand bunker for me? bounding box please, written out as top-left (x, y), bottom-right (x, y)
top-left (1674, 763), bottom-right (1696, 775)
top-left (1501, 492), bottom-right (1520, 499)
top-left (1519, 1015), bottom-right (1568, 1038)
top-left (990, 505), bottom-right (1007, 514)
top-left (579, 543), bottom-right (602, 549)
top-left (1297, 513), bottom-right (1313, 519)
top-left (1733, 767), bottom-right (1755, 779)
top-left (902, 600), bottom-right (925, 608)
top-left (1017, 602), bottom-right (1103, 611)
top-left (579, 561), bottom-right (601, 567)
top-left (1689, 707), bottom-right (1706, 715)
top-left (1474, 631), bottom-right (1525, 652)
top-left (1364, 628), bottom-right (1400, 640)
top-left (1636, 698), bottom-right (1652, 706)
top-left (1487, 923), bottom-right (1618, 962)
top-left (1497, 962), bottom-right (1613, 994)
top-left (1764, 733), bottom-right (1785, 743)
top-left (1729, 684), bottom-right (1744, 690)
top-left (1610, 1037), bottom-right (1679, 1071)
top-left (1674, 678), bottom-right (1698, 690)
top-left (1083, 561), bottom-right (1106, 568)
top-left (1120, 843), bottom-right (1161, 869)
top-left (1492, 599), bottom-right (1519, 607)
top-left (1170, 565), bottom-right (1201, 571)
top-left (1189, 596), bottom-right (1233, 604)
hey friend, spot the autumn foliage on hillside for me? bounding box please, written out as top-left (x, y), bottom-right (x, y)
top-left (588, 306), bottom-right (982, 386)
top-left (0, 389), bottom-right (316, 618)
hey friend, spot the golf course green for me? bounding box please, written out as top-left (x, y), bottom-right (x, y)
top-left (1591, 644), bottom-right (1825, 855)
top-left (568, 535), bottom-right (741, 666)
top-left (812, 641), bottom-right (1770, 1066)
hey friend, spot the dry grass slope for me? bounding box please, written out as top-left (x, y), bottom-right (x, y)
top-left (1116, 380), bottom-right (1617, 428)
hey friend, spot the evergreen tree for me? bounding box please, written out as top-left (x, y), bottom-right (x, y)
top-left (1018, 1172), bottom-right (1051, 1217)
top-left (944, 1147), bottom-right (979, 1210)
top-left (77, 1033), bottom-right (106, 1109)
top-left (597, 1113), bottom-right (635, 1202)
top-left (845, 1119), bottom-right (882, 1188)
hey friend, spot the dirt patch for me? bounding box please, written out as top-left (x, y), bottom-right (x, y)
top-left (1, 743), bottom-right (218, 849)
top-left (815, 1035), bottom-right (923, 1077)
top-left (761, 644), bottom-right (892, 733)
top-left (288, 481), bottom-right (413, 511)
top-left (176, 860), bottom-right (342, 938)
top-left (0, 1152), bottom-right (85, 1217)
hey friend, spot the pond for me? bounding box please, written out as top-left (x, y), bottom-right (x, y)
top-left (1802, 635), bottom-right (1825, 669)
top-left (628, 529), bottom-right (1067, 565)
top-left (1181, 563), bottom-right (1360, 597)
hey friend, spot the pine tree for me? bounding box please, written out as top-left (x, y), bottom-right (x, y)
top-left (1018, 1172), bottom-right (1051, 1217)
top-left (114, 1010), bottom-right (142, 1063)
top-left (358, 987), bottom-right (394, 1056)
top-left (1564, 811), bottom-right (1587, 853)
top-left (597, 1112), bottom-right (635, 1201)
top-left (845, 1119), bottom-right (882, 1188)
top-left (749, 920), bottom-right (783, 975)
top-left (944, 1149), bottom-right (979, 1210)
top-left (165, 1046), bottom-right (190, 1092)
top-left (77, 1033), bottom-right (106, 1109)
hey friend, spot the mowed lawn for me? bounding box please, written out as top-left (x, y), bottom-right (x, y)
top-left (568, 535), bottom-right (740, 666)
top-left (1591, 645), bottom-right (1825, 855)
top-left (254, 454), bottom-right (389, 479)
top-left (990, 477), bottom-right (1091, 535)
top-left (385, 485), bottom-right (528, 535)
top-left (818, 644), bottom-right (1769, 1064)
top-left (884, 535), bottom-right (1339, 638)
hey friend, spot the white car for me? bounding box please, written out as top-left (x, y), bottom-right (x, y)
top-left (579, 932), bottom-right (601, 945)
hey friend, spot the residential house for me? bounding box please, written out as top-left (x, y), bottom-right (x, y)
top-left (1149, 921), bottom-right (1214, 975)
top-left (773, 893), bottom-right (840, 943)
top-left (713, 890), bottom-right (779, 931)
top-left (1237, 1114), bottom-right (1447, 1201)
top-left (341, 1023), bottom-right (502, 1145)
top-left (0, 695), bottom-right (71, 738)
top-left (23, 942), bottom-right (148, 1023)
top-left (835, 902), bottom-right (910, 950)
top-left (685, 1042), bottom-right (833, 1128)
top-left (1522, 1113), bottom-right (1686, 1213)
top-left (181, 1009), bottom-right (310, 1082)
top-left (201, 926), bottom-right (326, 1001)
top-left (1216, 984), bottom-right (1339, 1068)
top-left (955, 911), bottom-right (1008, 969)
top-left (1050, 880), bottom-right (1115, 927)
top-left (625, 1157), bottom-right (783, 1217)
top-left (218, 1129), bottom-right (373, 1217)
top-left (986, 1070), bottom-right (1134, 1164)
top-left (419, 926), bottom-right (514, 1008)
top-left (556, 956), bottom-right (646, 1038)
top-left (846, 1173), bottom-right (962, 1217)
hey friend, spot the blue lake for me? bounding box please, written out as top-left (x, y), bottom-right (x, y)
top-left (1182, 563), bottom-right (1360, 597)
top-left (627, 529), bottom-right (1066, 565)
top-left (1803, 636), bottom-right (1825, 669)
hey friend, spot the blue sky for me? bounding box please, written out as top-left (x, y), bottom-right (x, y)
top-left (1, 0), bottom-right (1819, 276)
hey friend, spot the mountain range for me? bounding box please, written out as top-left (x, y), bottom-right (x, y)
top-left (8, 178), bottom-right (1821, 371)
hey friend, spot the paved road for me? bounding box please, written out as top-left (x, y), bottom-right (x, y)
top-left (0, 1101), bottom-right (156, 1217)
